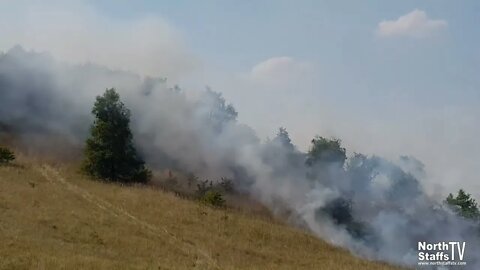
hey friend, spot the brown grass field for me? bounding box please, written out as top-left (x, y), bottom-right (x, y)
top-left (0, 155), bottom-right (404, 269)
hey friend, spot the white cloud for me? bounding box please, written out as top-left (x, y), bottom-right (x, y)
top-left (250, 56), bottom-right (314, 86)
top-left (0, 2), bottom-right (198, 79)
top-left (377, 9), bottom-right (447, 38)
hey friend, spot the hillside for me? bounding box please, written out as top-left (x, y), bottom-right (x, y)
top-left (0, 157), bottom-right (401, 270)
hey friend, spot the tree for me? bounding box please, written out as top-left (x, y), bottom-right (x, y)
top-left (272, 127), bottom-right (295, 151)
top-left (315, 197), bottom-right (369, 240)
top-left (345, 153), bottom-right (376, 191)
top-left (0, 147), bottom-right (15, 164)
top-left (263, 127), bottom-right (304, 171)
top-left (198, 88), bottom-right (237, 133)
top-left (82, 88), bottom-right (151, 183)
top-left (445, 189), bottom-right (480, 220)
top-left (306, 136), bottom-right (346, 167)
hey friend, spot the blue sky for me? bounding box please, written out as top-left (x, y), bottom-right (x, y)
top-left (0, 0), bottom-right (479, 196)
top-left (88, 1), bottom-right (479, 71)
top-left (82, 0), bottom-right (480, 115)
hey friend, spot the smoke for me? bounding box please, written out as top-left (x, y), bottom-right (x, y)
top-left (3, 1), bottom-right (478, 201)
top-left (1, 46), bottom-right (479, 268)
top-left (0, 1), bottom-right (198, 80)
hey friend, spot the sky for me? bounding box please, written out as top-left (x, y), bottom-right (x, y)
top-left (0, 0), bottom-right (479, 197)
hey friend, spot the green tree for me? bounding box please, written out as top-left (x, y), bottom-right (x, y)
top-left (445, 189), bottom-right (480, 220)
top-left (306, 136), bottom-right (346, 167)
top-left (82, 88), bottom-right (151, 183)
top-left (272, 127), bottom-right (295, 151)
top-left (316, 197), bottom-right (368, 239)
top-left (199, 88), bottom-right (237, 133)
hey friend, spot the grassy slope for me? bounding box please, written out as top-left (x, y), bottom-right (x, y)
top-left (0, 159), bottom-right (402, 270)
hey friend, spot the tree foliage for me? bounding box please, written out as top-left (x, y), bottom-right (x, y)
top-left (0, 147), bottom-right (15, 164)
top-left (316, 197), bottom-right (369, 240)
top-left (82, 88), bottom-right (151, 183)
top-left (199, 88), bottom-right (238, 132)
top-left (306, 136), bottom-right (346, 167)
top-left (445, 189), bottom-right (480, 220)
top-left (272, 127), bottom-right (295, 151)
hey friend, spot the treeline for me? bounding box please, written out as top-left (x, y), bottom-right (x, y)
top-left (3, 86), bottom-right (477, 224)
top-left (76, 88), bottom-right (479, 226)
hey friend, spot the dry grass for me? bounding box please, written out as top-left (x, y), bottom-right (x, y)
top-left (0, 157), bottom-right (404, 270)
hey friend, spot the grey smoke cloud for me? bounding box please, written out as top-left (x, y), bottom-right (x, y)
top-left (0, 1), bottom-right (198, 80)
top-left (1, 0), bottom-right (478, 204)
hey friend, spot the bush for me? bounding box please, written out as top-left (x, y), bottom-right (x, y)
top-left (201, 190), bottom-right (225, 207)
top-left (0, 147), bottom-right (15, 164)
top-left (195, 179), bottom-right (230, 207)
top-left (196, 180), bottom-right (214, 197)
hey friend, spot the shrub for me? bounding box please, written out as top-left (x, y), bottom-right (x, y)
top-left (195, 179), bottom-right (230, 207)
top-left (201, 190), bottom-right (225, 207)
top-left (196, 180), bottom-right (214, 197)
top-left (0, 147), bottom-right (15, 164)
